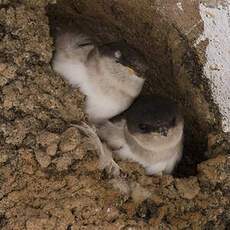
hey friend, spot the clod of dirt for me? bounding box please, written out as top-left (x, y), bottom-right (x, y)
top-left (197, 155), bottom-right (229, 186)
top-left (37, 131), bottom-right (60, 147)
top-left (59, 127), bottom-right (81, 153)
top-left (35, 150), bottom-right (51, 168)
top-left (37, 131), bottom-right (60, 157)
top-left (175, 177), bottom-right (200, 200)
top-left (52, 155), bottom-right (73, 171)
top-left (135, 199), bottom-right (159, 221)
top-left (46, 143), bottom-right (58, 156)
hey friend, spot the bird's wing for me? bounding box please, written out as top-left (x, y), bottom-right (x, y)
top-left (97, 120), bottom-right (126, 150)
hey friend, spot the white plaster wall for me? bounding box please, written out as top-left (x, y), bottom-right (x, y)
top-left (196, 0), bottom-right (230, 132)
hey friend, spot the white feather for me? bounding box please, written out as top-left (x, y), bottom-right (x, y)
top-left (53, 32), bottom-right (144, 124)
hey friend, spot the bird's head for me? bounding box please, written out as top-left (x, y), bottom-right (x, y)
top-left (124, 95), bottom-right (184, 149)
top-left (86, 41), bottom-right (147, 79)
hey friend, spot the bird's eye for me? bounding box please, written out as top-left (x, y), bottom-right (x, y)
top-left (114, 50), bottom-right (122, 59)
top-left (159, 127), bottom-right (168, 136)
top-left (138, 124), bottom-right (151, 133)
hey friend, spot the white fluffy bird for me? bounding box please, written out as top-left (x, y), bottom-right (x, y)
top-left (52, 32), bottom-right (145, 124)
top-left (97, 95), bottom-right (184, 175)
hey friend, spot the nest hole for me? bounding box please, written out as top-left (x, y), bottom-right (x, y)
top-left (47, 3), bottom-right (216, 178)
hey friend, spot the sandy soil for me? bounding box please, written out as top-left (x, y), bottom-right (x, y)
top-left (0, 2), bottom-right (229, 229)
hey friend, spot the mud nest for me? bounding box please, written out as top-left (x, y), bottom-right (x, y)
top-left (47, 2), bottom-right (219, 177)
top-left (0, 1), bottom-right (229, 229)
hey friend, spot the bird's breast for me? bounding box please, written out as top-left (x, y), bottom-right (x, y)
top-left (123, 124), bottom-right (183, 164)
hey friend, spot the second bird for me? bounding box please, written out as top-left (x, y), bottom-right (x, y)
top-left (97, 95), bottom-right (184, 175)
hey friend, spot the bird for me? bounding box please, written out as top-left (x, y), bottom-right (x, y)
top-left (52, 31), bottom-right (145, 124)
top-left (96, 95), bottom-right (184, 176)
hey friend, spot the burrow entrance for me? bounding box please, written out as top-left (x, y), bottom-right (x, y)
top-left (47, 2), bottom-right (221, 178)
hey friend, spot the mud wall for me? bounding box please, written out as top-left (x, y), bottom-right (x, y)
top-left (48, 0), bottom-right (230, 180)
top-left (0, 1), bottom-right (229, 229)
top-left (48, 0), bottom-right (230, 173)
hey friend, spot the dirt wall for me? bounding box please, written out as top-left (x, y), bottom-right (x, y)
top-left (0, 1), bottom-right (229, 229)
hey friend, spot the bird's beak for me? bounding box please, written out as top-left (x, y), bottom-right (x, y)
top-left (127, 67), bottom-right (135, 76)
